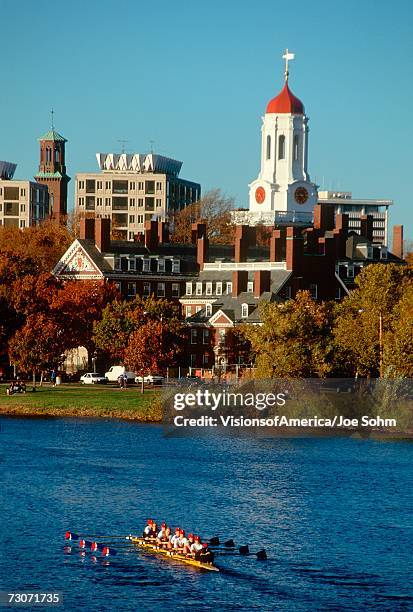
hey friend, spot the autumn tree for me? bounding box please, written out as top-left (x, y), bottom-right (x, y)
top-left (334, 263), bottom-right (412, 377)
top-left (241, 291), bottom-right (335, 378)
top-left (170, 189), bottom-right (236, 244)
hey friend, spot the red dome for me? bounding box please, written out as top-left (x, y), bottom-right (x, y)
top-left (266, 81), bottom-right (304, 114)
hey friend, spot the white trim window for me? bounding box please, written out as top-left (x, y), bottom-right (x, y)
top-left (185, 305), bottom-right (192, 318)
top-left (196, 282), bottom-right (202, 296)
top-left (310, 284), bottom-right (318, 299)
top-left (157, 282), bottom-right (165, 297)
top-left (247, 281), bottom-right (254, 293)
top-left (172, 259), bottom-right (181, 273)
top-left (127, 282), bottom-right (136, 297)
top-left (347, 265), bottom-right (354, 278)
top-left (191, 329), bottom-right (198, 344)
top-left (186, 282), bottom-right (193, 296)
top-left (241, 303), bottom-right (248, 318)
top-left (143, 258), bottom-right (151, 272)
top-left (157, 258), bottom-right (165, 272)
top-left (226, 282), bottom-right (232, 295)
top-left (205, 303), bottom-right (212, 317)
top-left (128, 258), bottom-right (136, 271)
top-left (216, 282), bottom-right (222, 295)
top-left (206, 282), bottom-right (212, 295)
top-left (203, 329), bottom-right (210, 344)
top-left (172, 283), bottom-right (179, 297)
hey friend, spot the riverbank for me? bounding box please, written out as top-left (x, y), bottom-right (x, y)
top-left (0, 384), bottom-right (162, 421)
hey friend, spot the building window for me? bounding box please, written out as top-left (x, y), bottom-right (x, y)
top-left (128, 258), bottom-right (136, 271)
top-left (78, 180), bottom-right (85, 190)
top-left (143, 282), bottom-right (151, 296)
top-left (158, 258), bottom-right (165, 272)
top-left (114, 257), bottom-right (121, 271)
top-left (206, 282), bottom-right (212, 295)
top-left (347, 265), bottom-right (354, 278)
top-left (191, 329), bottom-right (198, 344)
top-left (20, 204), bottom-right (26, 213)
top-left (78, 197), bottom-right (84, 206)
top-left (127, 282), bottom-right (136, 297)
top-left (172, 283), bottom-right (180, 297)
top-left (205, 303), bottom-right (212, 317)
top-left (241, 303), bottom-right (248, 318)
top-left (97, 198), bottom-right (103, 206)
top-left (128, 232), bottom-right (134, 240)
top-left (186, 282), bottom-right (192, 295)
top-left (97, 181), bottom-right (103, 190)
top-left (129, 215), bottom-right (135, 224)
top-left (172, 260), bottom-right (180, 273)
top-left (105, 197), bottom-right (110, 206)
top-left (196, 282), bottom-right (202, 295)
top-left (226, 282), bottom-right (232, 295)
top-left (293, 135), bottom-right (299, 161)
top-left (143, 258), bottom-right (151, 272)
top-left (105, 181), bottom-right (111, 190)
top-left (20, 188), bottom-right (26, 197)
top-left (247, 281), bottom-right (253, 293)
top-left (310, 284), bottom-right (318, 299)
top-left (138, 215), bottom-right (144, 224)
top-left (157, 282), bottom-right (165, 297)
top-left (203, 329), bottom-right (210, 344)
top-left (216, 282), bottom-right (222, 295)
top-left (156, 181), bottom-right (162, 191)
top-left (19, 219), bottom-right (26, 228)
top-left (156, 198), bottom-right (162, 207)
top-left (129, 198), bottom-right (135, 207)
top-left (129, 182), bottom-right (135, 191)
top-left (278, 135), bottom-right (285, 160)
top-left (203, 353), bottom-right (209, 366)
top-left (185, 305), bottom-right (192, 318)
top-left (266, 135), bottom-right (271, 160)
top-left (138, 181), bottom-right (144, 191)
top-left (145, 180), bottom-right (155, 194)
top-left (138, 198), bottom-right (144, 207)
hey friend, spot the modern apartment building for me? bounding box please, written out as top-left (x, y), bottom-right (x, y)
top-left (75, 153), bottom-right (201, 241)
top-left (0, 161), bottom-right (49, 228)
top-left (318, 191), bottom-right (392, 246)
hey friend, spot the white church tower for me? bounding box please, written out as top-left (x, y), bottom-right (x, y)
top-left (247, 50), bottom-right (317, 224)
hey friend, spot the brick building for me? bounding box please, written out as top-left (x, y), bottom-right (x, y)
top-left (35, 127), bottom-right (70, 222)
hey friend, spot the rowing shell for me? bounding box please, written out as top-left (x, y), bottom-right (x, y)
top-left (128, 536), bottom-right (219, 572)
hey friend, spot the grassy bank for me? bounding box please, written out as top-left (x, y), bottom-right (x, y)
top-left (0, 383), bottom-right (162, 421)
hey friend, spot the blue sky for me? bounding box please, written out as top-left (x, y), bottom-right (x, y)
top-left (1, 0), bottom-right (412, 241)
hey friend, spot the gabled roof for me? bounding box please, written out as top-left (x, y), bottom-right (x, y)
top-left (53, 240), bottom-right (108, 279)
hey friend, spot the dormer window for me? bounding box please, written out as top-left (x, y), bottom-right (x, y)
top-left (206, 282), bottom-right (212, 295)
top-left (247, 281), bottom-right (254, 293)
top-left (186, 282), bottom-right (192, 295)
top-left (196, 282), bottom-right (202, 295)
top-left (241, 303), bottom-right (248, 318)
top-left (226, 282), bottom-right (232, 295)
top-left (205, 303), bottom-right (212, 317)
top-left (157, 258), bottom-right (165, 272)
top-left (172, 259), bottom-right (180, 273)
top-left (216, 282), bottom-right (222, 295)
top-left (143, 258), bottom-right (151, 272)
top-left (128, 257), bottom-right (136, 271)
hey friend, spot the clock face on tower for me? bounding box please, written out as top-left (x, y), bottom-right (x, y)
top-left (294, 187), bottom-right (309, 205)
top-left (255, 186), bottom-right (266, 204)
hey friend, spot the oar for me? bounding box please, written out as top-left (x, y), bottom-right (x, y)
top-left (215, 545), bottom-right (267, 560)
top-left (65, 531), bottom-right (127, 541)
top-left (208, 537), bottom-right (235, 548)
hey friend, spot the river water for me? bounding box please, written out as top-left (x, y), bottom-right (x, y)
top-left (1, 418), bottom-right (412, 611)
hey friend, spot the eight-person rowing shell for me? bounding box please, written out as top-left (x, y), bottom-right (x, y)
top-left (142, 519), bottom-right (214, 564)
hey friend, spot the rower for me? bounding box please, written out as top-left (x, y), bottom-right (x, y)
top-left (196, 542), bottom-right (214, 565)
top-left (157, 522), bottom-right (167, 540)
top-left (150, 522), bottom-right (158, 538)
top-left (175, 529), bottom-right (188, 551)
top-left (170, 527), bottom-right (181, 549)
top-left (190, 535), bottom-right (203, 556)
top-left (157, 525), bottom-right (171, 547)
top-left (143, 519), bottom-right (153, 538)
top-left (183, 533), bottom-right (194, 555)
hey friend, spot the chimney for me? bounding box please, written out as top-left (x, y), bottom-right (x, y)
top-left (232, 270), bottom-right (248, 296)
top-left (95, 218), bottom-right (111, 253)
top-left (332, 213), bottom-right (349, 258)
top-left (314, 203), bottom-right (335, 232)
top-left (270, 228), bottom-right (285, 261)
top-left (192, 222), bottom-right (209, 268)
top-left (254, 270), bottom-right (271, 297)
top-left (360, 215), bottom-right (374, 242)
top-left (79, 217), bottom-right (95, 240)
top-left (393, 225), bottom-right (404, 259)
top-left (286, 227), bottom-right (304, 271)
top-left (234, 225), bottom-right (255, 263)
top-left (145, 219), bottom-right (159, 251)
top-left (318, 236), bottom-right (335, 259)
top-left (158, 221), bottom-right (170, 244)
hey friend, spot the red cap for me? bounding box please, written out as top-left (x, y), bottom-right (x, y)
top-left (188, 534), bottom-right (193, 539)
top-left (202, 542), bottom-right (208, 548)
top-left (175, 528), bottom-right (180, 533)
top-left (161, 523), bottom-right (166, 528)
top-left (179, 529), bottom-right (185, 535)
top-left (147, 519), bottom-right (152, 525)
top-left (194, 535), bottom-right (200, 541)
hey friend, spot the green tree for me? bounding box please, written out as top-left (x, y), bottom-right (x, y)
top-left (241, 291), bottom-right (335, 378)
top-left (334, 263), bottom-right (412, 377)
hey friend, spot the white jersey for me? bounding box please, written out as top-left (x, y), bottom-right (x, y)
top-left (191, 541), bottom-right (203, 553)
top-left (157, 529), bottom-right (167, 539)
top-left (144, 525), bottom-right (152, 535)
top-left (170, 534), bottom-right (180, 546)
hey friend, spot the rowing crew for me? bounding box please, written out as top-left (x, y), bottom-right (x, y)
top-left (142, 519), bottom-right (214, 564)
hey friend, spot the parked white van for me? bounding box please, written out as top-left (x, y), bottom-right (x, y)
top-left (104, 366), bottom-right (136, 382)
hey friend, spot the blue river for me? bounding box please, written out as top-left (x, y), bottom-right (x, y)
top-left (1, 418), bottom-right (412, 611)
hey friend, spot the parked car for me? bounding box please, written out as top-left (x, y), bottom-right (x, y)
top-left (135, 374), bottom-right (164, 386)
top-left (105, 366), bottom-right (136, 382)
top-left (80, 373), bottom-right (108, 385)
